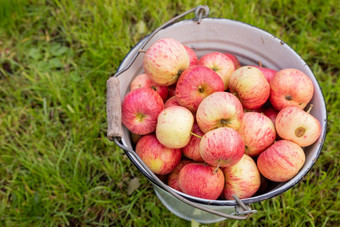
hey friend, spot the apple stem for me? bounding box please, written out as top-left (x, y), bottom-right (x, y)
top-left (213, 163), bottom-right (221, 174)
top-left (139, 49), bottom-right (146, 53)
top-left (190, 132), bottom-right (202, 139)
top-left (259, 61), bottom-right (262, 67)
top-left (306, 104), bottom-right (314, 114)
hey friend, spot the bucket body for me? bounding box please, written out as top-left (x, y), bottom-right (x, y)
top-left (153, 183), bottom-right (236, 223)
top-left (115, 18), bottom-right (327, 223)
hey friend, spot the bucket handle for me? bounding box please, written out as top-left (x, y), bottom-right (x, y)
top-left (107, 5), bottom-right (257, 220)
top-left (112, 5), bottom-right (209, 79)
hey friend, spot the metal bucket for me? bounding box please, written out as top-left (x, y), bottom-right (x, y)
top-left (107, 5), bottom-right (327, 223)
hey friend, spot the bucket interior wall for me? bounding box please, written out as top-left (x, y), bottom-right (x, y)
top-left (116, 18), bottom-right (327, 206)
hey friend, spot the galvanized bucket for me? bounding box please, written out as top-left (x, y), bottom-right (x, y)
top-left (107, 5), bottom-right (327, 223)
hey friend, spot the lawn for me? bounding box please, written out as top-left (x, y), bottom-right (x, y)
top-left (0, 0), bottom-right (339, 226)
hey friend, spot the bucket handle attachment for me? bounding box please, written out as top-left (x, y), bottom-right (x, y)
top-left (107, 5), bottom-right (257, 220)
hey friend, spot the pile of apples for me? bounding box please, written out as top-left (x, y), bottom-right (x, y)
top-left (121, 38), bottom-right (321, 200)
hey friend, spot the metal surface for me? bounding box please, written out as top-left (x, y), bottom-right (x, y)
top-left (109, 5), bottom-right (327, 223)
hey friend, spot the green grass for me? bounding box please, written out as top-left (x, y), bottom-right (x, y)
top-left (0, 0), bottom-right (339, 226)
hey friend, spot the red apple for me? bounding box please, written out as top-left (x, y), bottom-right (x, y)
top-left (224, 53), bottom-right (241, 69)
top-left (183, 45), bottom-right (198, 66)
top-left (269, 68), bottom-right (314, 111)
top-left (175, 65), bottom-right (224, 112)
top-left (229, 66), bottom-right (270, 110)
top-left (143, 38), bottom-right (189, 86)
top-left (136, 134), bottom-right (182, 175)
top-left (257, 140), bottom-right (306, 182)
top-left (263, 106), bottom-right (279, 127)
top-left (222, 154), bottom-right (261, 199)
top-left (200, 127), bottom-right (244, 167)
top-left (130, 73), bottom-right (168, 101)
top-left (276, 106), bottom-right (321, 147)
top-left (198, 52), bottom-right (235, 90)
top-left (164, 96), bottom-right (180, 108)
top-left (238, 112), bottom-right (276, 157)
top-left (182, 123), bottom-right (205, 162)
top-left (178, 163), bottom-right (225, 200)
top-left (167, 84), bottom-right (177, 99)
top-left (156, 106), bottom-right (194, 148)
top-left (122, 87), bottom-right (164, 135)
top-left (250, 65), bottom-right (277, 83)
top-left (167, 159), bottom-right (194, 191)
top-left (243, 105), bottom-right (266, 113)
top-left (196, 91), bottom-right (244, 133)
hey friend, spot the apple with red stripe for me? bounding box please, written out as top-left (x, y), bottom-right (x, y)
top-left (175, 65), bottom-right (224, 112)
top-left (263, 106), bottom-right (279, 127)
top-left (238, 112), bottom-right (276, 157)
top-left (200, 127), bottom-right (245, 168)
top-left (167, 159), bottom-right (194, 191)
top-left (178, 163), bottom-right (225, 200)
top-left (257, 140), bottom-right (306, 182)
top-left (136, 134), bottom-right (182, 175)
top-left (229, 66), bottom-right (270, 110)
top-left (143, 38), bottom-right (189, 86)
top-left (269, 68), bottom-right (314, 111)
top-left (182, 123), bottom-right (205, 162)
top-left (130, 73), bottom-right (168, 101)
top-left (164, 96), bottom-right (180, 108)
top-left (250, 64), bottom-right (277, 83)
top-left (183, 45), bottom-right (198, 66)
top-left (198, 52), bottom-right (235, 90)
top-left (222, 154), bottom-right (261, 199)
top-left (224, 53), bottom-right (241, 69)
top-left (276, 105), bottom-right (321, 147)
top-left (122, 87), bottom-right (164, 135)
top-left (196, 91), bottom-right (244, 133)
